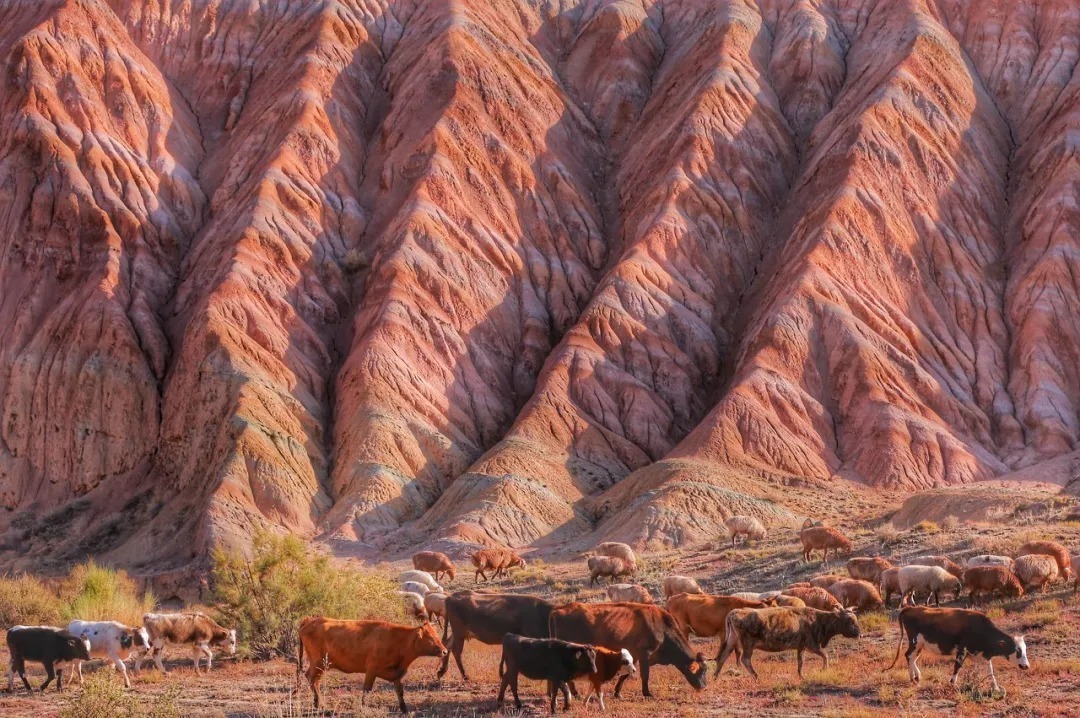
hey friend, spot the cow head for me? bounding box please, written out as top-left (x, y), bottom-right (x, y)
top-left (687, 652), bottom-right (708, 690)
top-left (445, 567), bottom-right (456, 581)
top-left (69, 635), bottom-right (92, 661)
top-left (134, 627), bottom-right (151, 649)
top-left (416, 622), bottom-right (448, 658)
top-left (572, 646), bottom-right (598, 677)
top-left (1008, 635), bottom-right (1030, 670)
top-left (616, 648), bottom-right (636, 678)
top-left (833, 608), bottom-right (861, 638)
top-left (216, 629), bottom-right (238, 655)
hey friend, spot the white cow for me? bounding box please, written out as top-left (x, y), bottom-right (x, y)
top-left (67, 620), bottom-right (150, 688)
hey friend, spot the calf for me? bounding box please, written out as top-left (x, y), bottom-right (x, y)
top-left (549, 602), bottom-right (707, 697)
top-left (140, 612), bottom-right (237, 673)
top-left (67, 620), bottom-right (150, 688)
top-left (782, 586), bottom-right (843, 611)
top-left (438, 592), bottom-right (554, 680)
top-left (298, 617), bottom-right (447, 712)
top-left (582, 647), bottom-right (636, 712)
top-left (6, 626), bottom-right (91, 692)
top-left (716, 607), bottom-right (861, 678)
top-left (887, 606), bottom-right (1029, 693)
top-left (497, 634), bottom-right (597, 714)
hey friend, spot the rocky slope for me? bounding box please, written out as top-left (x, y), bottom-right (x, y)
top-left (1, 0), bottom-right (1079, 570)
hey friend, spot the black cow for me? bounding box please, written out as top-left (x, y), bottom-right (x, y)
top-left (498, 634), bottom-right (597, 714)
top-left (438, 591), bottom-right (555, 680)
top-left (887, 607), bottom-right (1030, 693)
top-left (6, 626), bottom-right (92, 692)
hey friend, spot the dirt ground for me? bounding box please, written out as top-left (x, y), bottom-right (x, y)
top-left (3, 499), bottom-right (1079, 717)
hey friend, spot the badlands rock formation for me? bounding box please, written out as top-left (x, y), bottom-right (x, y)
top-left (1, 0), bottom-right (1079, 569)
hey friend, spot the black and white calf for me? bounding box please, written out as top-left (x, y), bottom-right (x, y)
top-left (68, 620), bottom-right (151, 688)
top-left (887, 606), bottom-right (1029, 693)
top-left (6, 626), bottom-right (92, 692)
top-left (498, 634), bottom-right (598, 714)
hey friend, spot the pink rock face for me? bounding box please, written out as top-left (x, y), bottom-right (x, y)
top-left (1, 0), bottom-right (1079, 568)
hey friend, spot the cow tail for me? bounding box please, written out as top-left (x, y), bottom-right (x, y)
top-left (296, 634), bottom-right (304, 685)
top-left (885, 613), bottom-right (905, 671)
top-left (498, 652), bottom-right (505, 679)
top-left (547, 613), bottom-right (557, 639)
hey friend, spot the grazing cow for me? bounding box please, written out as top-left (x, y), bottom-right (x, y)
top-left (886, 606), bottom-right (1029, 693)
top-left (961, 566), bottom-right (1024, 606)
top-left (497, 634), bottom-right (597, 714)
top-left (799, 526), bottom-right (853, 564)
top-left (595, 542), bottom-right (637, 573)
top-left (662, 575), bottom-right (702, 598)
top-left (847, 557), bottom-right (893, 585)
top-left (298, 617), bottom-right (446, 712)
top-left (827, 579), bottom-right (885, 612)
top-left (67, 620), bottom-right (150, 688)
top-left (582, 647), bottom-right (636, 711)
top-left (910, 555), bottom-right (964, 578)
top-left (588, 556), bottom-right (631, 586)
top-left (782, 586), bottom-right (843, 611)
top-left (6, 626), bottom-right (91, 692)
top-left (716, 607), bottom-right (861, 679)
top-left (1016, 540), bottom-right (1073, 583)
top-left (399, 570), bottom-right (442, 593)
top-left (607, 583), bottom-right (652, 603)
top-left (400, 580), bottom-right (431, 596)
top-left (666, 593), bottom-right (767, 641)
top-left (471, 549), bottom-right (526, 582)
top-left (725, 515), bottom-right (767, 546)
top-left (412, 551), bottom-right (456, 582)
top-left (549, 602), bottom-right (707, 697)
top-left (438, 592), bottom-right (554, 680)
top-left (139, 612), bottom-right (237, 673)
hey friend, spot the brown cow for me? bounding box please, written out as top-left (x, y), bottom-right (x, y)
top-left (139, 612), bottom-right (237, 673)
top-left (716, 606), bottom-right (861, 678)
top-left (666, 593), bottom-right (768, 640)
top-left (297, 617), bottom-right (447, 712)
top-left (471, 549), bottom-right (526, 582)
top-left (438, 591), bottom-right (554, 680)
top-left (549, 602), bottom-right (707, 697)
top-left (827, 579), bottom-right (884, 612)
top-left (412, 551), bottom-right (456, 582)
top-left (799, 526), bottom-right (853, 564)
top-left (847, 557), bottom-right (893, 585)
top-left (961, 565), bottom-right (1024, 606)
top-left (583, 647), bottom-right (636, 711)
top-left (781, 586), bottom-right (843, 611)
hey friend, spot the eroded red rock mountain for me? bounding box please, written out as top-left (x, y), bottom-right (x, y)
top-left (1, 0), bottom-right (1078, 570)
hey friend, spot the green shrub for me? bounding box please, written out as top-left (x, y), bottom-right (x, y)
top-left (0, 574), bottom-right (63, 626)
top-left (60, 560), bottom-right (155, 626)
top-left (212, 530), bottom-right (404, 660)
top-left (60, 672), bottom-right (181, 718)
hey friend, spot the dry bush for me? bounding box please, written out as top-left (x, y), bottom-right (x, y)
top-left (507, 558), bottom-right (548, 585)
top-left (912, 520), bottom-right (940, 534)
top-left (984, 506), bottom-right (1014, 524)
top-left (0, 574), bottom-right (63, 626)
top-left (60, 671), bottom-right (180, 718)
top-left (875, 522), bottom-right (902, 545)
top-left (858, 611), bottom-right (891, 634)
top-left (941, 515), bottom-right (961, 532)
top-left (212, 530), bottom-right (403, 660)
top-left (60, 560), bottom-right (155, 626)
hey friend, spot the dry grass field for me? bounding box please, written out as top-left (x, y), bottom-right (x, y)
top-left (2, 500), bottom-right (1079, 717)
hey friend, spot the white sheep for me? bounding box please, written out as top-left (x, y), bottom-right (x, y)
top-left (423, 592), bottom-right (447, 626)
top-left (396, 591), bottom-right (427, 622)
top-left (662, 575), bottom-right (702, 598)
top-left (1013, 554), bottom-right (1059, 591)
top-left (966, 554), bottom-right (1014, 569)
top-left (400, 580), bottom-right (430, 596)
top-left (724, 515), bottom-right (767, 546)
top-left (728, 590), bottom-right (781, 602)
top-left (606, 583), bottom-right (653, 603)
top-left (897, 565), bottom-right (962, 606)
top-left (399, 570), bottom-right (442, 593)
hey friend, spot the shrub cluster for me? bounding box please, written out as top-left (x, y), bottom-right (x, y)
top-left (0, 560), bottom-right (152, 628)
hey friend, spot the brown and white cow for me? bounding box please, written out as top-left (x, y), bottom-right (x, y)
top-left (298, 617), bottom-right (447, 712)
top-left (139, 612), bottom-right (237, 673)
top-left (886, 606), bottom-right (1029, 693)
top-left (716, 606), bottom-right (861, 679)
top-left (67, 620), bottom-right (150, 688)
top-left (582, 647), bottom-right (636, 711)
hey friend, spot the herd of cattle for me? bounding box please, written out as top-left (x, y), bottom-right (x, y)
top-left (3, 518), bottom-right (1074, 713)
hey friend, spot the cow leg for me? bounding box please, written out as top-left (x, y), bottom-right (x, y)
top-left (306, 659), bottom-right (324, 709)
top-left (949, 648), bottom-right (968, 687)
top-left (639, 659), bottom-right (652, 697)
top-left (152, 638), bottom-right (167, 673)
top-left (497, 671), bottom-right (510, 705)
top-left (986, 658), bottom-right (1001, 694)
top-left (715, 636), bottom-right (737, 676)
top-left (597, 688), bottom-right (606, 712)
top-left (510, 671), bottom-right (522, 709)
top-left (40, 661), bottom-right (56, 692)
top-left (201, 643), bottom-right (214, 671)
top-left (547, 680), bottom-right (557, 714)
top-left (560, 681), bottom-right (572, 711)
top-left (906, 637), bottom-right (923, 683)
top-left (191, 643), bottom-right (204, 672)
top-left (740, 646), bottom-right (758, 679)
top-left (393, 679), bottom-right (407, 713)
top-left (360, 671), bottom-right (377, 706)
top-left (74, 660), bottom-right (84, 685)
top-left (796, 649), bottom-right (804, 678)
top-left (809, 646), bottom-right (829, 670)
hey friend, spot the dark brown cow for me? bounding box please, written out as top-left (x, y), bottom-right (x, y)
top-left (6, 627), bottom-right (91, 692)
top-left (438, 591), bottom-right (554, 680)
top-left (886, 606), bottom-right (1029, 693)
top-left (549, 602), bottom-right (707, 697)
top-left (297, 617), bottom-right (447, 712)
top-left (497, 634), bottom-right (597, 714)
top-left (716, 606), bottom-right (861, 678)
